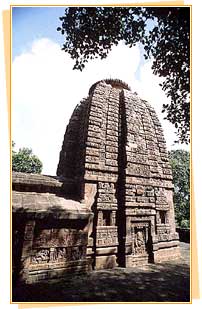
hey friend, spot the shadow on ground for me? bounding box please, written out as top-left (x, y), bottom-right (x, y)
top-left (13, 242), bottom-right (190, 303)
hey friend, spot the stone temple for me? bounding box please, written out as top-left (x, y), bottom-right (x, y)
top-left (12, 79), bottom-right (180, 284)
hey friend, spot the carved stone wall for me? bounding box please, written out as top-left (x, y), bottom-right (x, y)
top-left (57, 79), bottom-right (180, 269)
top-left (12, 173), bottom-right (93, 284)
top-left (12, 79), bottom-right (180, 284)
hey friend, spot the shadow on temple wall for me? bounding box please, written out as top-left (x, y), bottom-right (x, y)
top-left (116, 90), bottom-right (127, 267)
top-left (12, 243), bottom-right (190, 302)
top-left (12, 204), bottom-right (90, 288)
top-left (176, 228), bottom-right (190, 243)
top-left (13, 175), bottom-right (82, 201)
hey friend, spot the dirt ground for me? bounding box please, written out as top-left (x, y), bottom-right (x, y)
top-left (12, 242), bottom-right (190, 303)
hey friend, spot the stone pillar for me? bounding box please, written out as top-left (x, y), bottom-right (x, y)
top-left (167, 189), bottom-right (177, 234)
top-left (97, 211), bottom-right (103, 226)
top-left (20, 220), bottom-right (35, 283)
top-left (110, 211), bottom-right (116, 226)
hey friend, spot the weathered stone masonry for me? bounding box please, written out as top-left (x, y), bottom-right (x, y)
top-left (57, 79), bottom-right (180, 269)
top-left (13, 79), bottom-right (180, 283)
top-left (12, 173), bottom-right (94, 283)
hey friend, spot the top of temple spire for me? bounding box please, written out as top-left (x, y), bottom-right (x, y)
top-left (89, 78), bottom-right (131, 95)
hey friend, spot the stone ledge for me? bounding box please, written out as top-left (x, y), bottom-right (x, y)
top-left (12, 191), bottom-right (92, 219)
top-left (12, 172), bottom-right (77, 190)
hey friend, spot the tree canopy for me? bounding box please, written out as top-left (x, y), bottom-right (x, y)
top-left (169, 149), bottom-right (190, 228)
top-left (12, 142), bottom-right (43, 174)
top-left (57, 7), bottom-right (190, 144)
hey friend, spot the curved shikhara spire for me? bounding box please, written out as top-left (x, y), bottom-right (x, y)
top-left (57, 79), bottom-right (179, 269)
top-left (57, 79), bottom-right (172, 184)
top-left (88, 78), bottom-right (131, 95)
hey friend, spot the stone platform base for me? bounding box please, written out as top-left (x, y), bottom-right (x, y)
top-left (21, 260), bottom-right (90, 284)
top-left (153, 245), bottom-right (181, 263)
top-left (125, 254), bottom-right (150, 267)
top-left (95, 255), bottom-right (117, 270)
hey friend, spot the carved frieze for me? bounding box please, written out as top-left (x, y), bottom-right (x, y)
top-left (33, 229), bottom-right (88, 248)
top-left (96, 203), bottom-right (117, 210)
top-left (98, 182), bottom-right (115, 192)
top-left (31, 246), bottom-right (86, 264)
top-left (96, 226), bottom-right (118, 247)
top-left (126, 164), bottom-right (150, 177)
top-left (97, 194), bottom-right (117, 203)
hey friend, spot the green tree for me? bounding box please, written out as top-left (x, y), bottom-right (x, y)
top-left (12, 142), bottom-right (43, 174)
top-left (168, 150), bottom-right (190, 228)
top-left (57, 7), bottom-right (190, 144)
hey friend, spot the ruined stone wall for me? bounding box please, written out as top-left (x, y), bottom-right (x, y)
top-left (12, 173), bottom-right (93, 284)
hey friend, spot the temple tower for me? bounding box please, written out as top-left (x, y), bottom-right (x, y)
top-left (57, 79), bottom-right (180, 269)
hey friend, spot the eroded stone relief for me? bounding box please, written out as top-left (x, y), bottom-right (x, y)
top-left (13, 79), bottom-right (180, 283)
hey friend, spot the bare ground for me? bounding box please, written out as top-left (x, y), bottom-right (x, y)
top-left (12, 242), bottom-right (190, 303)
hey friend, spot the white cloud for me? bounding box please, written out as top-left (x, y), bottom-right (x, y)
top-left (12, 38), bottom-right (188, 175)
top-left (134, 61), bottom-right (189, 152)
top-left (12, 38), bottom-right (140, 175)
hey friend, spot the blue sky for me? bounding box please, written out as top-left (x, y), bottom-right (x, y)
top-left (12, 6), bottom-right (145, 77)
top-left (12, 7), bottom-right (65, 58)
top-left (12, 6), bottom-right (186, 175)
